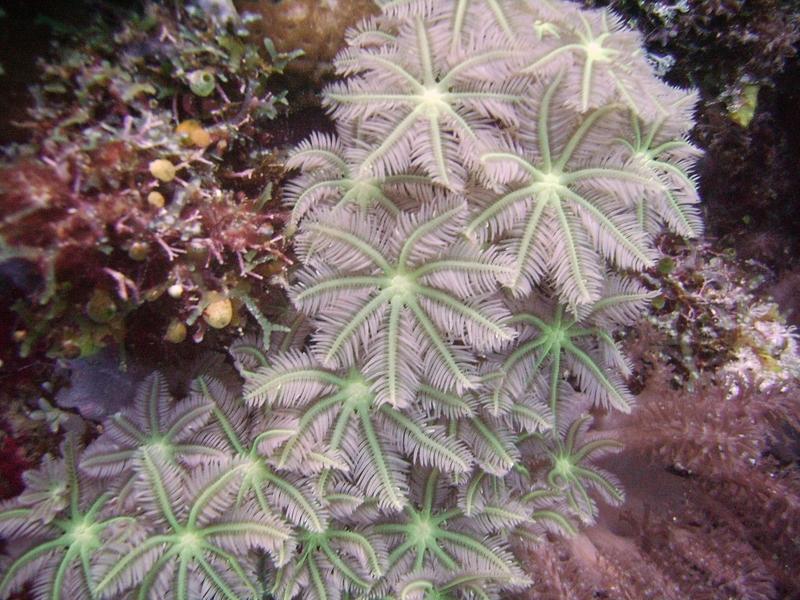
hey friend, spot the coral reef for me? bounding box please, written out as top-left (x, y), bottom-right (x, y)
top-left (2, 0), bottom-right (798, 599)
top-left (578, 0), bottom-right (800, 287)
top-left (578, 0), bottom-right (800, 97)
top-left (0, 0), bottom-right (299, 363)
top-left (513, 363), bottom-right (800, 600)
top-left (629, 238), bottom-right (800, 390)
top-left (0, 0), bottom-right (709, 597)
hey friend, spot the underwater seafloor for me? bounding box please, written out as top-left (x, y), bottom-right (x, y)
top-left (0, 1), bottom-right (798, 599)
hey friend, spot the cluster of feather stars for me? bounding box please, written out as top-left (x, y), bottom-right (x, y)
top-left (0, 0), bottom-right (702, 599)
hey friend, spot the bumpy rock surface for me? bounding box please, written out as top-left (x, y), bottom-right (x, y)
top-left (236, 0), bottom-right (378, 80)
